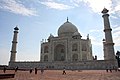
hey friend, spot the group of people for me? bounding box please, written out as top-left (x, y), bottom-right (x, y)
top-left (29, 68), bottom-right (44, 74)
top-left (3, 66), bottom-right (67, 75)
top-left (29, 67), bottom-right (66, 75)
top-left (3, 66), bottom-right (45, 74)
top-left (106, 66), bottom-right (119, 73)
top-left (3, 66), bottom-right (18, 73)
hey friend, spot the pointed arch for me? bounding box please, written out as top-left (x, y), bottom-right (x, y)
top-left (82, 43), bottom-right (87, 51)
top-left (44, 46), bottom-right (48, 53)
top-left (72, 54), bottom-right (78, 61)
top-left (44, 55), bottom-right (48, 61)
top-left (54, 44), bottom-right (65, 61)
top-left (72, 43), bottom-right (78, 51)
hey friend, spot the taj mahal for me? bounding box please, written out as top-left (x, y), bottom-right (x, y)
top-left (9, 8), bottom-right (118, 70)
top-left (40, 17), bottom-right (93, 62)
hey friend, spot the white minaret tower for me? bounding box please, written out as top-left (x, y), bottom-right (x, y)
top-left (10, 26), bottom-right (19, 62)
top-left (101, 8), bottom-right (115, 60)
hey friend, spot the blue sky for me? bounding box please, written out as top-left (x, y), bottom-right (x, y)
top-left (0, 0), bottom-right (120, 65)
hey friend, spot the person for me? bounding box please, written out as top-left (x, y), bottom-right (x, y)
top-left (15, 66), bottom-right (18, 72)
top-left (41, 68), bottom-right (44, 74)
top-left (30, 68), bottom-right (32, 74)
top-left (35, 68), bottom-right (37, 74)
top-left (106, 69), bottom-right (108, 72)
top-left (62, 68), bottom-right (66, 75)
top-left (109, 69), bottom-right (112, 73)
top-left (3, 66), bottom-right (6, 73)
top-left (106, 66), bottom-right (108, 72)
top-left (109, 66), bottom-right (112, 73)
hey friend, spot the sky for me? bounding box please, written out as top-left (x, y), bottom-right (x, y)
top-left (0, 0), bottom-right (120, 65)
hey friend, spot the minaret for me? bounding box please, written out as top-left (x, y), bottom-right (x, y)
top-left (101, 8), bottom-right (115, 60)
top-left (10, 26), bottom-right (19, 62)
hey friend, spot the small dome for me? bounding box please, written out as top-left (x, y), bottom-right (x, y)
top-left (48, 34), bottom-right (54, 39)
top-left (73, 32), bottom-right (81, 36)
top-left (58, 20), bottom-right (78, 37)
top-left (72, 32), bottom-right (82, 39)
top-left (48, 34), bottom-right (54, 42)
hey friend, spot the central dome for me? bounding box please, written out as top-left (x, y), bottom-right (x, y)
top-left (58, 20), bottom-right (78, 37)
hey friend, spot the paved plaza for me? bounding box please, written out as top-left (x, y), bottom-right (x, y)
top-left (0, 70), bottom-right (120, 80)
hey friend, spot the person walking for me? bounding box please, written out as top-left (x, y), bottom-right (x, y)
top-left (41, 68), bottom-right (44, 74)
top-left (30, 68), bottom-right (33, 74)
top-left (62, 68), bottom-right (66, 75)
top-left (35, 68), bottom-right (37, 74)
top-left (15, 66), bottom-right (18, 72)
top-left (3, 66), bottom-right (6, 73)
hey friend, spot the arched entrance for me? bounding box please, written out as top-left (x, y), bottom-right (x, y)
top-left (44, 55), bottom-right (48, 61)
top-left (72, 54), bottom-right (78, 61)
top-left (54, 44), bottom-right (65, 61)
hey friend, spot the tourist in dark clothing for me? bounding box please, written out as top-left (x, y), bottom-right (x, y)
top-left (30, 68), bottom-right (32, 74)
top-left (62, 68), bottom-right (66, 75)
top-left (15, 66), bottom-right (18, 72)
top-left (106, 69), bottom-right (108, 72)
top-left (41, 68), bottom-right (44, 74)
top-left (110, 69), bottom-right (112, 73)
top-left (35, 68), bottom-right (37, 74)
top-left (3, 67), bottom-right (6, 73)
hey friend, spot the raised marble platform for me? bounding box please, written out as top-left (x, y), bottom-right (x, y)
top-left (9, 60), bottom-right (118, 70)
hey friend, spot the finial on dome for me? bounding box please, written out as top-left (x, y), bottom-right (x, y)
top-left (67, 17), bottom-right (69, 22)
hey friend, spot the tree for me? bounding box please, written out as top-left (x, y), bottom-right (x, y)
top-left (116, 51), bottom-right (120, 67)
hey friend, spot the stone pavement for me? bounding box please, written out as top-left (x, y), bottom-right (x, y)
top-left (0, 70), bottom-right (120, 80)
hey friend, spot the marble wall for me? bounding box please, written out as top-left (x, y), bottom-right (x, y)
top-left (9, 60), bottom-right (118, 70)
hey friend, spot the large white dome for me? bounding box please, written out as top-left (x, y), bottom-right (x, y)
top-left (58, 20), bottom-right (78, 37)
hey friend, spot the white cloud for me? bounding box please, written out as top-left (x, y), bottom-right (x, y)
top-left (114, 36), bottom-right (120, 46)
top-left (89, 29), bottom-right (102, 33)
top-left (69, 0), bottom-right (112, 13)
top-left (40, 0), bottom-right (120, 17)
top-left (111, 0), bottom-right (120, 17)
top-left (81, 32), bottom-right (102, 46)
top-left (113, 26), bottom-right (120, 33)
top-left (40, 1), bottom-right (74, 10)
top-left (0, 48), bottom-right (9, 65)
top-left (110, 15), bottom-right (118, 19)
top-left (70, 0), bottom-right (82, 7)
top-left (90, 35), bottom-right (102, 46)
top-left (88, 26), bottom-right (120, 47)
top-left (70, 0), bottom-right (120, 16)
top-left (0, 0), bottom-right (37, 16)
top-left (113, 26), bottom-right (120, 46)
top-left (78, 0), bottom-right (120, 17)
top-left (81, 0), bottom-right (112, 13)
